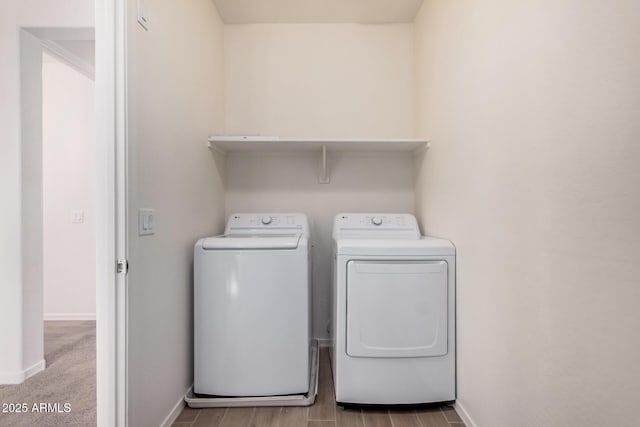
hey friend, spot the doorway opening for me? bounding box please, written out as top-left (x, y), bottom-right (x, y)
top-left (0, 27), bottom-right (103, 426)
top-left (42, 44), bottom-right (97, 422)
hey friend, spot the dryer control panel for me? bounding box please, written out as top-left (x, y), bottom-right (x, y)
top-left (225, 213), bottom-right (310, 237)
top-left (333, 213), bottom-right (421, 239)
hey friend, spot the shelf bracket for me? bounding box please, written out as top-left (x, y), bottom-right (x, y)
top-left (318, 145), bottom-right (330, 184)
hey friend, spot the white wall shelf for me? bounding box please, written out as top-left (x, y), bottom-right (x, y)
top-left (207, 136), bottom-right (429, 155)
top-left (207, 136), bottom-right (430, 184)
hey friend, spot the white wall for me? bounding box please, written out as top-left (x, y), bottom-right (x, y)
top-left (414, 1), bottom-right (640, 426)
top-left (0, 2), bottom-right (23, 383)
top-left (19, 27), bottom-right (47, 383)
top-left (223, 22), bottom-right (417, 340)
top-left (224, 23), bottom-right (415, 138)
top-left (125, 0), bottom-right (226, 425)
top-left (42, 52), bottom-right (96, 320)
top-left (0, 0), bottom-right (93, 384)
top-left (225, 153), bottom-right (415, 339)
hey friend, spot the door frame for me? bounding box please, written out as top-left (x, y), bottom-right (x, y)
top-left (95, 0), bottom-right (127, 425)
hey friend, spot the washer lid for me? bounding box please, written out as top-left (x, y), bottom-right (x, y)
top-left (335, 236), bottom-right (455, 256)
top-left (201, 233), bottom-right (302, 250)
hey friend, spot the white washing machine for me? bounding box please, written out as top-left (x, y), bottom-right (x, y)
top-left (194, 213), bottom-right (312, 397)
top-left (331, 213), bottom-right (456, 405)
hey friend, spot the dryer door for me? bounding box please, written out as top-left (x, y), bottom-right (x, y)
top-left (346, 260), bottom-right (448, 358)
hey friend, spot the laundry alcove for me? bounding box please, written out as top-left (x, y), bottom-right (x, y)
top-left (202, 8), bottom-right (430, 341)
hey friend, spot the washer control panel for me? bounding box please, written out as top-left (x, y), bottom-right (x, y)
top-left (225, 213), bottom-right (310, 236)
top-left (371, 216), bottom-right (383, 226)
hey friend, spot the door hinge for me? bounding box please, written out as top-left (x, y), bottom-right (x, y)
top-left (116, 259), bottom-right (129, 274)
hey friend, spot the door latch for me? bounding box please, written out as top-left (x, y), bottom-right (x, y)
top-left (116, 259), bottom-right (129, 274)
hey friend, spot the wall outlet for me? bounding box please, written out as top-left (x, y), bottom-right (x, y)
top-left (138, 208), bottom-right (155, 236)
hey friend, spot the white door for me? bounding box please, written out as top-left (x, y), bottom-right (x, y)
top-left (346, 260), bottom-right (448, 358)
top-left (96, 0), bottom-right (127, 424)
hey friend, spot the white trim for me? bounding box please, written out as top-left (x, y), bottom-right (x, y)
top-left (41, 40), bottom-right (95, 80)
top-left (96, 0), bottom-right (127, 426)
top-left (0, 359), bottom-right (46, 384)
top-left (454, 401), bottom-right (478, 427)
top-left (159, 391), bottom-right (188, 427)
top-left (44, 313), bottom-right (96, 321)
top-left (23, 359), bottom-right (46, 381)
top-left (114, 0), bottom-right (129, 423)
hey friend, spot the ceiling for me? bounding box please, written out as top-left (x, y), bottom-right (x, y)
top-left (211, 0), bottom-right (424, 24)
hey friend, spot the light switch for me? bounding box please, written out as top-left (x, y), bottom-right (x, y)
top-left (71, 210), bottom-right (84, 224)
top-left (138, 208), bottom-right (155, 236)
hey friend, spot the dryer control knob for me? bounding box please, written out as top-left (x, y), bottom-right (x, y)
top-left (371, 216), bottom-right (383, 226)
top-left (261, 216), bottom-right (273, 225)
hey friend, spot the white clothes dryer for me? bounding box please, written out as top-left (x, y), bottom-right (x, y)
top-left (194, 213), bottom-right (312, 397)
top-left (331, 213), bottom-right (456, 405)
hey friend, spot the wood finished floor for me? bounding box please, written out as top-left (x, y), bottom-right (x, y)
top-left (174, 348), bottom-right (465, 427)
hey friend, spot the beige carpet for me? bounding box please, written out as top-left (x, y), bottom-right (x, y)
top-left (0, 321), bottom-right (96, 427)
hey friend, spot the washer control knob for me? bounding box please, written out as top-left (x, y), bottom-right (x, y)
top-left (371, 216), bottom-right (383, 226)
top-left (261, 216), bottom-right (272, 225)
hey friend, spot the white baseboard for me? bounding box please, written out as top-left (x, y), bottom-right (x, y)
top-left (24, 359), bottom-right (46, 381)
top-left (454, 401), bottom-right (478, 427)
top-left (159, 389), bottom-right (187, 427)
top-left (44, 313), bottom-right (96, 321)
top-left (0, 359), bottom-right (46, 385)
